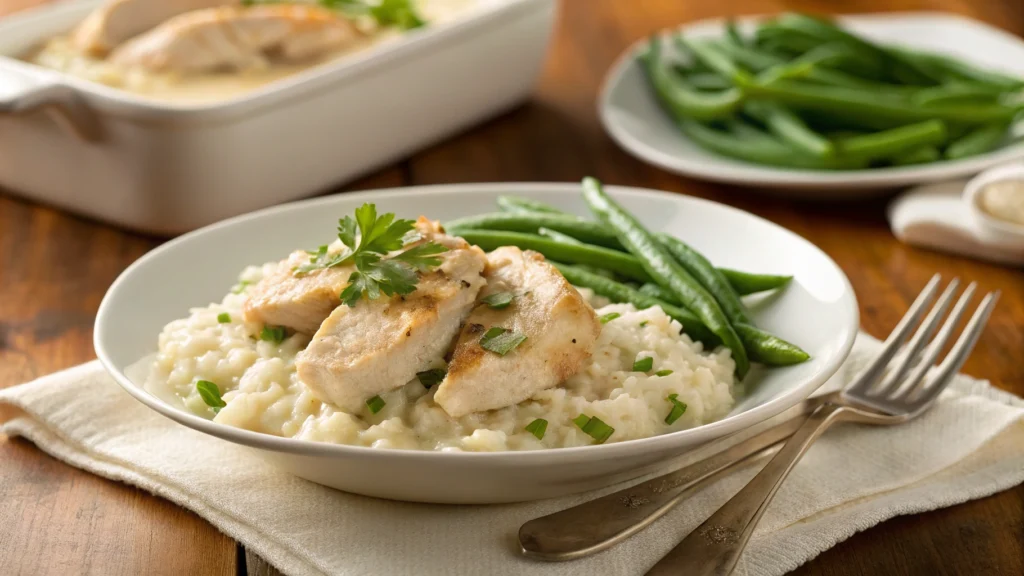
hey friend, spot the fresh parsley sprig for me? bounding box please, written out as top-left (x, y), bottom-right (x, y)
top-left (321, 0), bottom-right (426, 30)
top-left (295, 203), bottom-right (448, 307)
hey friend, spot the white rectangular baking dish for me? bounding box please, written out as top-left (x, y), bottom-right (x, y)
top-left (0, 0), bottom-right (557, 234)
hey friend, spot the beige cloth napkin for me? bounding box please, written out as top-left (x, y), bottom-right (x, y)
top-left (1, 333), bottom-right (1023, 576)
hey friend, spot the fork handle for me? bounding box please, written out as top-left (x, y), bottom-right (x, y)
top-left (519, 394), bottom-right (836, 560)
top-left (646, 403), bottom-right (851, 576)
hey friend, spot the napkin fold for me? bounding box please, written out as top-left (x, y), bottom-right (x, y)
top-left (1, 333), bottom-right (1023, 576)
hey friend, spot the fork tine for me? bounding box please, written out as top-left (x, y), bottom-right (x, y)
top-left (845, 274), bottom-right (942, 395)
top-left (869, 279), bottom-right (960, 397)
top-left (910, 291), bottom-right (1000, 408)
top-left (888, 282), bottom-right (977, 400)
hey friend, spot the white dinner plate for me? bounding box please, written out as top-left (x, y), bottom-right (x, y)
top-left (599, 13), bottom-right (1024, 197)
top-left (94, 183), bottom-right (858, 503)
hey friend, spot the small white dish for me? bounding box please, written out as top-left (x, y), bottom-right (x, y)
top-left (888, 164), bottom-right (1024, 266)
top-left (599, 13), bottom-right (1024, 197)
top-left (94, 183), bottom-right (858, 503)
top-left (963, 162), bottom-right (1024, 248)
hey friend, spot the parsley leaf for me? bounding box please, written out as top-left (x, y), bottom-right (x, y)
top-left (525, 418), bottom-right (548, 440)
top-left (665, 393), bottom-right (688, 425)
top-left (366, 395), bottom-right (386, 414)
top-left (599, 312), bottom-right (621, 324)
top-left (481, 292), bottom-right (515, 310)
top-left (324, 0), bottom-right (426, 30)
top-left (417, 368), bottom-right (446, 389)
top-left (391, 242), bottom-right (448, 271)
top-left (479, 327), bottom-right (527, 356)
top-left (196, 380), bottom-right (226, 413)
top-left (299, 203), bottom-right (448, 306)
top-left (260, 325), bottom-right (286, 344)
top-left (632, 356), bottom-right (654, 372)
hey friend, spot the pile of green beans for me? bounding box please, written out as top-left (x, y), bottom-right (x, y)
top-left (640, 12), bottom-right (1024, 169)
top-left (445, 180), bottom-right (808, 377)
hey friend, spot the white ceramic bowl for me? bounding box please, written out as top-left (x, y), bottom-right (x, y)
top-left (0, 0), bottom-right (555, 234)
top-left (600, 13), bottom-right (1024, 197)
top-left (94, 183), bottom-right (859, 503)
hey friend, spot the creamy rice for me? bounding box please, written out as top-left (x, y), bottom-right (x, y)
top-left (146, 264), bottom-right (737, 451)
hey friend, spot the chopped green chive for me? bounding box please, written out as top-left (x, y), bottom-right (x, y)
top-left (599, 312), bottom-right (621, 324)
top-left (574, 414), bottom-right (615, 444)
top-left (481, 292), bottom-right (515, 310)
top-left (639, 320), bottom-right (649, 327)
top-left (217, 312), bottom-right (231, 323)
top-left (655, 369), bottom-right (674, 377)
top-left (416, 368), bottom-right (446, 389)
top-left (196, 380), bottom-right (226, 413)
top-left (632, 356), bottom-right (654, 372)
top-left (525, 418), bottom-right (548, 440)
top-left (231, 280), bottom-right (252, 294)
top-left (259, 325), bottom-right (286, 344)
top-left (665, 393), bottom-right (688, 425)
top-left (366, 395), bottom-right (386, 414)
top-left (479, 326), bottom-right (527, 356)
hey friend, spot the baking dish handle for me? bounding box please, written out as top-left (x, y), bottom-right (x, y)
top-left (0, 61), bottom-right (102, 141)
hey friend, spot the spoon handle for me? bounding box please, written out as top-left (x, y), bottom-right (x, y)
top-left (518, 399), bottom-right (824, 561)
top-left (645, 403), bottom-right (848, 576)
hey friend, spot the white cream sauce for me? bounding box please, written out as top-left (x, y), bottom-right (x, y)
top-left (25, 0), bottom-right (479, 104)
top-left (978, 180), bottom-right (1024, 226)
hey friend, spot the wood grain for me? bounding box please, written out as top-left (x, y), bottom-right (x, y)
top-left (1, 0), bottom-right (1023, 574)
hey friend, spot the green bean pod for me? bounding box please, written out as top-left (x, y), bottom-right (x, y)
top-left (496, 196), bottom-right (567, 215)
top-left (724, 19), bottom-right (746, 47)
top-left (675, 35), bottom-right (753, 84)
top-left (944, 123), bottom-right (1008, 160)
top-left (743, 100), bottom-right (834, 157)
top-left (678, 120), bottom-right (867, 170)
top-left (580, 177), bottom-right (749, 378)
top-left (734, 323), bottom-right (811, 365)
top-left (553, 263), bottom-right (717, 346)
top-left (640, 38), bottom-right (743, 122)
top-left (717, 268), bottom-right (793, 295)
top-left (891, 146), bottom-right (941, 166)
top-left (681, 72), bottom-right (736, 91)
top-left (537, 228), bottom-right (618, 279)
top-left (556, 264), bottom-right (809, 366)
top-left (656, 234), bottom-right (752, 324)
top-left (452, 228), bottom-right (793, 296)
top-left (445, 212), bottom-right (623, 249)
top-left (835, 119), bottom-right (948, 161)
top-left (739, 78), bottom-right (1020, 125)
top-left (448, 229), bottom-right (651, 280)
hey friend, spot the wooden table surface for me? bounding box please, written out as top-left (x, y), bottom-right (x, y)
top-left (1, 0), bottom-right (1022, 574)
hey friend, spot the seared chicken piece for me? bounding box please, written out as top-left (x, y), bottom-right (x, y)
top-left (295, 219), bottom-right (487, 413)
top-left (243, 247), bottom-right (353, 335)
top-left (434, 247), bottom-right (601, 418)
top-left (110, 5), bottom-right (361, 74)
top-left (72, 0), bottom-right (237, 56)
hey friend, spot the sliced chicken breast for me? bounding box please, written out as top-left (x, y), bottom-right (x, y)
top-left (72, 0), bottom-right (237, 56)
top-left (434, 247), bottom-right (601, 418)
top-left (243, 246), bottom-right (353, 335)
top-left (295, 219), bottom-right (487, 413)
top-left (109, 5), bottom-right (361, 74)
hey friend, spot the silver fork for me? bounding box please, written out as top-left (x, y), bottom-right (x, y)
top-left (646, 276), bottom-right (999, 576)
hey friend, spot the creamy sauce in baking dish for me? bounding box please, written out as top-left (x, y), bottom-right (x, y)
top-left (23, 0), bottom-right (478, 104)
